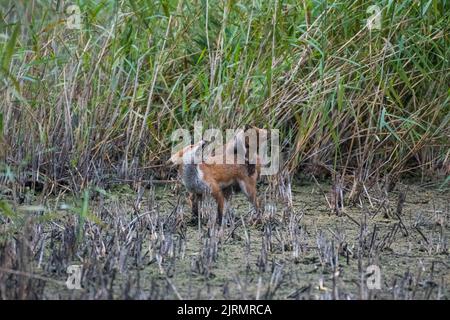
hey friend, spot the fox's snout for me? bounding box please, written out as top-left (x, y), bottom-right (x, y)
top-left (168, 140), bottom-right (208, 166)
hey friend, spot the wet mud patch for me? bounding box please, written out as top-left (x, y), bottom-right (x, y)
top-left (0, 182), bottom-right (448, 299)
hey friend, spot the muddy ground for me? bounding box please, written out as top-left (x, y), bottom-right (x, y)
top-left (1, 180), bottom-right (449, 299)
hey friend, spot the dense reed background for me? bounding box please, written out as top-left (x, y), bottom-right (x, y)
top-left (1, 0), bottom-right (449, 192)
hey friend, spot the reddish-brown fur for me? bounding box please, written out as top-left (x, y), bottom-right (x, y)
top-left (195, 160), bottom-right (260, 224)
top-left (169, 127), bottom-right (266, 225)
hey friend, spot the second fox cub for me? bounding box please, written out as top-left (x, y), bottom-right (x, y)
top-left (169, 127), bottom-right (266, 225)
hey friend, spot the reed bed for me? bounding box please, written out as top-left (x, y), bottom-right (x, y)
top-left (0, 0), bottom-right (448, 193)
top-left (0, 183), bottom-right (448, 299)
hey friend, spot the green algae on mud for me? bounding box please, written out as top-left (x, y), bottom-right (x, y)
top-left (144, 183), bottom-right (449, 299)
top-left (1, 181), bottom-right (449, 299)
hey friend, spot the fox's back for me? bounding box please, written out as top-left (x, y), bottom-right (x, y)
top-left (199, 163), bottom-right (251, 188)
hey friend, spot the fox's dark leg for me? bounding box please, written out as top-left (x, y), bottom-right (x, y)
top-left (222, 186), bottom-right (234, 224)
top-left (210, 185), bottom-right (225, 226)
top-left (190, 193), bottom-right (201, 223)
top-left (222, 186), bottom-right (233, 202)
top-left (239, 176), bottom-right (261, 224)
top-left (239, 176), bottom-right (258, 210)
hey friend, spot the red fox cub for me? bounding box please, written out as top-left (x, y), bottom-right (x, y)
top-left (169, 127), bottom-right (266, 225)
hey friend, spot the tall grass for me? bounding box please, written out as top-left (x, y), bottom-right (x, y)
top-left (1, 0), bottom-right (449, 192)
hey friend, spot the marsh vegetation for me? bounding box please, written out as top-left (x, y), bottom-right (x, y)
top-left (0, 0), bottom-right (449, 299)
top-left (0, 181), bottom-right (449, 299)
